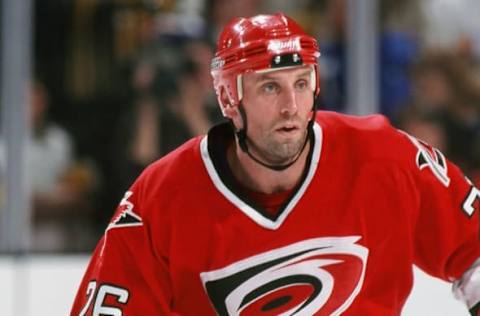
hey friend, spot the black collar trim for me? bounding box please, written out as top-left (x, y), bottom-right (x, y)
top-left (200, 121), bottom-right (323, 230)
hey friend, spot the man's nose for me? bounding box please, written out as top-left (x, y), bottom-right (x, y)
top-left (279, 88), bottom-right (298, 116)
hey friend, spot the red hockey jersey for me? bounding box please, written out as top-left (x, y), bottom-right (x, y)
top-left (71, 112), bottom-right (480, 315)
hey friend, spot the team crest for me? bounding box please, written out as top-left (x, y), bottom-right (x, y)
top-left (107, 191), bottom-right (142, 231)
top-left (200, 236), bottom-right (368, 316)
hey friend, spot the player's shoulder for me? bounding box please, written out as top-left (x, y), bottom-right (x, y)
top-left (105, 137), bottom-right (205, 232)
top-left (316, 111), bottom-right (392, 133)
top-left (316, 111), bottom-right (415, 162)
top-left (132, 136), bottom-right (204, 197)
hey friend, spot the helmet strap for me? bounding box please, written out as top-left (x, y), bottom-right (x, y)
top-left (233, 95), bottom-right (316, 172)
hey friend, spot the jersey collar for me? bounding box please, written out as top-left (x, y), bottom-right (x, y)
top-left (200, 121), bottom-right (323, 230)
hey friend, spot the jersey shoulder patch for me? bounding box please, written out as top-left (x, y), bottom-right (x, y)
top-left (401, 131), bottom-right (450, 187)
top-left (107, 191), bottom-right (143, 231)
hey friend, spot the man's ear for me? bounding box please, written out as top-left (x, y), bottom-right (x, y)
top-left (220, 88), bottom-right (243, 129)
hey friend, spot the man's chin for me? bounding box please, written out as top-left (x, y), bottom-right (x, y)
top-left (267, 144), bottom-right (305, 164)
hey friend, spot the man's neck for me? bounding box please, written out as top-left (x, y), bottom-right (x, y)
top-left (227, 140), bottom-right (311, 194)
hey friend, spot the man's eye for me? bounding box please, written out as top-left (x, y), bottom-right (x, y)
top-left (296, 80), bottom-right (308, 91)
top-left (262, 83), bottom-right (278, 93)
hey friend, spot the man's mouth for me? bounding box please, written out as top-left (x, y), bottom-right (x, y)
top-left (275, 126), bottom-right (302, 140)
top-left (276, 124), bottom-right (299, 133)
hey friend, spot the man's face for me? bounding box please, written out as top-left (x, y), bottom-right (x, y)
top-left (238, 65), bottom-right (315, 164)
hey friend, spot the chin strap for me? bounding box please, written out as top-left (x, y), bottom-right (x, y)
top-left (234, 94), bottom-right (317, 171)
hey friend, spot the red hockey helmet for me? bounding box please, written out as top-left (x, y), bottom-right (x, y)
top-left (211, 13), bottom-right (321, 115)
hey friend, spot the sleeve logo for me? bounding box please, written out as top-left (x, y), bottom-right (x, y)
top-left (402, 132), bottom-right (450, 187)
top-left (200, 236), bottom-right (368, 316)
top-left (107, 191), bottom-right (143, 231)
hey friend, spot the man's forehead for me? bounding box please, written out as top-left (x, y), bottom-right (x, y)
top-left (247, 65), bottom-right (313, 82)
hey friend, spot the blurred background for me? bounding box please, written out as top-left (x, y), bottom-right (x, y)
top-left (0, 0), bottom-right (479, 314)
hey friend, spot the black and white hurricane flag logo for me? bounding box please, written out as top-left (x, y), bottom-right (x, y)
top-left (200, 236), bottom-right (368, 316)
top-left (402, 132), bottom-right (450, 187)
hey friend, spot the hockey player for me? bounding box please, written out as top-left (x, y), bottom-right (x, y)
top-left (71, 13), bottom-right (480, 315)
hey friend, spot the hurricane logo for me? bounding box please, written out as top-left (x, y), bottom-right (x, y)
top-left (200, 236), bottom-right (368, 316)
top-left (402, 132), bottom-right (450, 187)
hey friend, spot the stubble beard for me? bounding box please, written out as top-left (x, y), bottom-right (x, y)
top-left (251, 124), bottom-right (309, 165)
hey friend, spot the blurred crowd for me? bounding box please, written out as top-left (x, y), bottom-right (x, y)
top-left (4, 0), bottom-right (479, 252)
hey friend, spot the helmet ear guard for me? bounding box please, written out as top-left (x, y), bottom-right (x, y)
top-left (216, 86), bottom-right (233, 117)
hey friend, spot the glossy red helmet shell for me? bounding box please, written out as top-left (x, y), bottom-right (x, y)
top-left (211, 13), bottom-right (320, 113)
